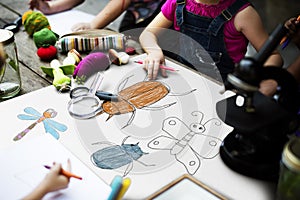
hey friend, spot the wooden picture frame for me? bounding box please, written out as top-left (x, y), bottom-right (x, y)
top-left (146, 174), bottom-right (228, 200)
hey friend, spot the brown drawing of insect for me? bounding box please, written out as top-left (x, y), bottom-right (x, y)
top-left (97, 75), bottom-right (196, 128)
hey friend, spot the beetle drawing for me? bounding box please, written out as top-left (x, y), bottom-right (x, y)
top-left (147, 111), bottom-right (222, 175)
top-left (97, 75), bottom-right (196, 128)
top-left (91, 136), bottom-right (154, 176)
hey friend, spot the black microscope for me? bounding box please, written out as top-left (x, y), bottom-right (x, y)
top-left (216, 24), bottom-right (300, 181)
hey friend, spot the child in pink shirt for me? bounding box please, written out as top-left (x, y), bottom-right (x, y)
top-left (140, 0), bottom-right (283, 86)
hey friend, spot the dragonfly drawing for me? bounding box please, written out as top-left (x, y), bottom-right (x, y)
top-left (13, 107), bottom-right (67, 141)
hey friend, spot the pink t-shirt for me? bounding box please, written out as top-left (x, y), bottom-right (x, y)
top-left (161, 0), bottom-right (251, 63)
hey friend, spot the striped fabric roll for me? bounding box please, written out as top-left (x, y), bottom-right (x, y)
top-left (56, 34), bottom-right (126, 53)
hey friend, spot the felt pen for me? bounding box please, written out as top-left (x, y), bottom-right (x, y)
top-left (44, 165), bottom-right (83, 180)
top-left (116, 177), bottom-right (131, 200)
top-left (108, 175), bottom-right (123, 200)
top-left (134, 60), bottom-right (178, 71)
top-left (280, 15), bottom-right (300, 49)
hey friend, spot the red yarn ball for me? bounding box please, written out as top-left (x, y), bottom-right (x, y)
top-left (37, 45), bottom-right (57, 60)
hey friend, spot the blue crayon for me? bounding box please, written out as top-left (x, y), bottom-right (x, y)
top-left (107, 175), bottom-right (123, 200)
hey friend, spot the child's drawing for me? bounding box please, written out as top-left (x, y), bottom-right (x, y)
top-left (147, 111), bottom-right (222, 175)
top-left (13, 107), bottom-right (67, 141)
top-left (91, 136), bottom-right (154, 176)
top-left (97, 75), bottom-right (196, 129)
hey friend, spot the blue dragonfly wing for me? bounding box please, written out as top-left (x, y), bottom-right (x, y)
top-left (43, 121), bottom-right (60, 139)
top-left (17, 114), bottom-right (39, 120)
top-left (45, 119), bottom-right (68, 132)
top-left (23, 107), bottom-right (42, 117)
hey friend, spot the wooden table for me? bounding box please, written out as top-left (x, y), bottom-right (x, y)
top-left (1, 0), bottom-right (55, 99)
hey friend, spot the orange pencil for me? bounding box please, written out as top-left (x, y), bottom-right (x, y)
top-left (44, 165), bottom-right (83, 180)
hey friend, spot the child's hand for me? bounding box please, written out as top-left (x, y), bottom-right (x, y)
top-left (23, 160), bottom-right (71, 200)
top-left (71, 22), bottom-right (92, 32)
top-left (259, 79), bottom-right (278, 97)
top-left (40, 161), bottom-right (71, 193)
top-left (285, 16), bottom-right (300, 48)
top-left (143, 51), bottom-right (166, 80)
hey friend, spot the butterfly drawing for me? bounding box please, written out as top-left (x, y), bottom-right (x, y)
top-left (13, 107), bottom-right (67, 141)
top-left (147, 111), bottom-right (222, 175)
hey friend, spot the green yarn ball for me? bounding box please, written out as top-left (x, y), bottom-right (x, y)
top-left (33, 28), bottom-right (58, 48)
top-left (23, 11), bottom-right (50, 37)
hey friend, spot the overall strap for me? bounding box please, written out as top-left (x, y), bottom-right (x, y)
top-left (176, 0), bottom-right (186, 26)
top-left (208, 0), bottom-right (250, 36)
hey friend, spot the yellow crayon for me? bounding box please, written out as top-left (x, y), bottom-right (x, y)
top-left (116, 178), bottom-right (131, 200)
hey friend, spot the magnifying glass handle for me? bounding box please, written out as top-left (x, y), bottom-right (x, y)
top-left (89, 72), bottom-right (104, 95)
top-left (95, 91), bottom-right (119, 102)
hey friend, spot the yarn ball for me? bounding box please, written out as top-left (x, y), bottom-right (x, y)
top-left (73, 52), bottom-right (110, 79)
top-left (22, 10), bottom-right (51, 36)
top-left (37, 45), bottom-right (57, 61)
top-left (33, 28), bottom-right (58, 48)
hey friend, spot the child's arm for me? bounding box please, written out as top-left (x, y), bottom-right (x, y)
top-left (28, 0), bottom-right (84, 15)
top-left (235, 6), bottom-right (283, 67)
top-left (71, 0), bottom-right (132, 31)
top-left (139, 12), bottom-right (173, 80)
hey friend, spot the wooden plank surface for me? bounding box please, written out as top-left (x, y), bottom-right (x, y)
top-left (0, 0), bottom-right (65, 101)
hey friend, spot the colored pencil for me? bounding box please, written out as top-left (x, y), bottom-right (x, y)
top-left (134, 60), bottom-right (178, 71)
top-left (44, 165), bottom-right (83, 180)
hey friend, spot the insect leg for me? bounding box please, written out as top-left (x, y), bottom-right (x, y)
top-left (121, 110), bottom-right (136, 129)
top-left (123, 162), bottom-right (133, 177)
top-left (135, 159), bottom-right (156, 167)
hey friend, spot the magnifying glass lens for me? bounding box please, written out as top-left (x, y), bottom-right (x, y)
top-left (68, 96), bottom-right (101, 119)
top-left (70, 87), bottom-right (89, 98)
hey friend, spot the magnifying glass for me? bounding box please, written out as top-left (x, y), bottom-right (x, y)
top-left (68, 72), bottom-right (104, 119)
top-left (70, 87), bottom-right (119, 102)
top-left (3, 16), bottom-right (22, 33)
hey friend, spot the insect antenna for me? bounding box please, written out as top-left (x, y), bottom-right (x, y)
top-left (121, 136), bottom-right (130, 144)
top-left (169, 88), bottom-right (197, 96)
top-left (203, 118), bottom-right (221, 127)
top-left (191, 111), bottom-right (204, 124)
top-left (117, 75), bottom-right (134, 92)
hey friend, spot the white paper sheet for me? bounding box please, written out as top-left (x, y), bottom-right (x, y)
top-left (46, 10), bottom-right (95, 36)
top-left (0, 134), bottom-right (111, 200)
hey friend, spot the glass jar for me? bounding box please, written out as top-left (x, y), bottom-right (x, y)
top-left (276, 137), bottom-right (300, 200)
top-left (0, 29), bottom-right (21, 99)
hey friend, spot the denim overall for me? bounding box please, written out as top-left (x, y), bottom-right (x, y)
top-left (175, 0), bottom-right (249, 82)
